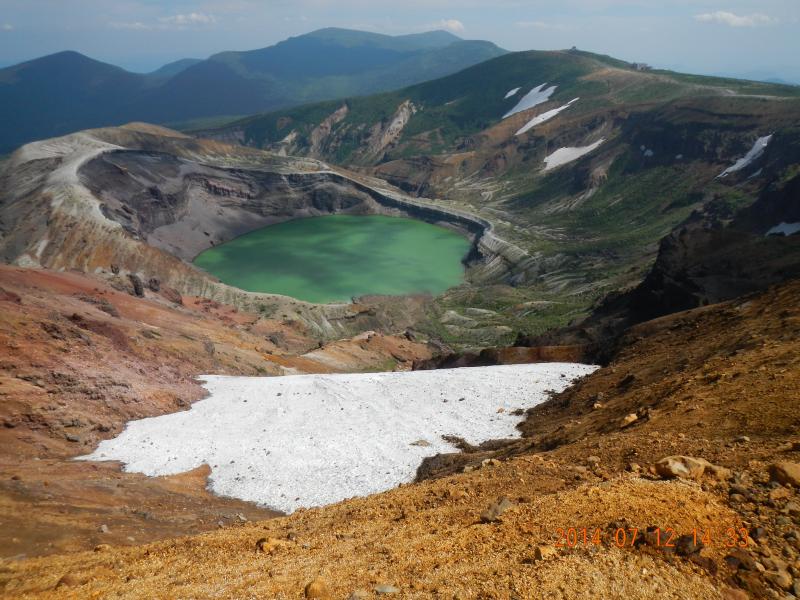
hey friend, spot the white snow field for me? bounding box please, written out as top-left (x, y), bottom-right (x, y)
top-left (766, 222), bottom-right (800, 236)
top-left (718, 134), bottom-right (772, 178)
top-left (504, 87), bottom-right (521, 99)
top-left (503, 83), bottom-right (557, 119)
top-left (543, 139), bottom-right (605, 170)
top-left (516, 98), bottom-right (579, 136)
top-left (79, 363), bottom-right (597, 513)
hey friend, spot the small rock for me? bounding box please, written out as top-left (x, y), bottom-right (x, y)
top-left (410, 439), bottom-right (431, 447)
top-left (783, 501), bottom-right (800, 517)
top-left (764, 569), bottom-right (792, 591)
top-left (627, 463), bottom-right (642, 473)
top-left (729, 483), bottom-right (749, 496)
top-left (769, 462), bottom-right (800, 487)
top-left (305, 577), bottom-right (331, 599)
top-left (769, 487), bottom-right (790, 501)
top-left (725, 549), bottom-right (757, 571)
top-left (93, 544), bottom-right (111, 552)
top-left (256, 537), bottom-right (289, 553)
top-left (734, 435), bottom-right (750, 443)
top-left (55, 573), bottom-right (87, 589)
top-left (374, 584), bottom-right (400, 594)
top-left (65, 433), bottom-right (80, 443)
top-left (620, 413), bottom-right (638, 428)
top-left (592, 402), bottom-right (603, 410)
top-left (675, 534), bottom-right (702, 556)
top-left (533, 545), bottom-right (558, 561)
top-left (446, 489), bottom-right (468, 501)
top-left (236, 513), bottom-right (247, 522)
top-left (721, 587), bottom-right (748, 600)
top-left (99, 524), bottom-right (109, 534)
top-left (480, 496), bottom-right (513, 523)
top-left (586, 456), bottom-right (601, 465)
top-left (481, 458), bottom-right (501, 468)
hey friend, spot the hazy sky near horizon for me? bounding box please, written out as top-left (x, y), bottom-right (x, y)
top-left (1, 0), bottom-right (798, 82)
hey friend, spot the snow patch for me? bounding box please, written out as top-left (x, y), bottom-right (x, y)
top-left (718, 134), bottom-right (772, 178)
top-left (543, 139), bottom-right (605, 171)
top-left (504, 87), bottom-right (521, 99)
top-left (503, 83), bottom-right (557, 119)
top-left (515, 98), bottom-right (579, 136)
top-left (766, 222), bottom-right (800, 236)
top-left (79, 363), bottom-right (597, 513)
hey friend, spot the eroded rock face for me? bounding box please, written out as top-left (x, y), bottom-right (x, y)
top-left (80, 150), bottom-right (386, 261)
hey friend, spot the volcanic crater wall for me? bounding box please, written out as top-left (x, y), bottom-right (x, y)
top-left (78, 149), bottom-right (519, 280)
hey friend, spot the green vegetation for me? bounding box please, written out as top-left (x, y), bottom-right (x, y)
top-left (0, 28), bottom-right (505, 152)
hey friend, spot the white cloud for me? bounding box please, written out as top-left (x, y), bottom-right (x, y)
top-left (1, 23), bottom-right (13, 31)
top-left (110, 12), bottom-right (216, 32)
top-left (694, 11), bottom-right (776, 27)
top-left (439, 18), bottom-right (464, 33)
top-left (159, 12), bottom-right (216, 28)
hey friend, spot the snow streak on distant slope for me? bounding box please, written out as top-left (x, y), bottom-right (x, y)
top-left (544, 139), bottom-right (605, 170)
top-left (766, 222), bottom-right (800, 236)
top-left (79, 363), bottom-right (597, 513)
top-left (503, 83), bottom-right (557, 119)
top-left (504, 87), bottom-right (521, 99)
top-left (718, 134), bottom-right (772, 178)
top-left (516, 98), bottom-right (580, 136)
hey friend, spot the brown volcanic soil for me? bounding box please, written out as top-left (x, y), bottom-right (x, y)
top-left (2, 279), bottom-right (798, 598)
top-left (0, 266), bottom-right (432, 558)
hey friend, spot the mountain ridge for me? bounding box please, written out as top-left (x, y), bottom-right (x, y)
top-left (0, 28), bottom-right (506, 152)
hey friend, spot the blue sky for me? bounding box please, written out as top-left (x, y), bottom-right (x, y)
top-left (1, 0), bottom-right (798, 82)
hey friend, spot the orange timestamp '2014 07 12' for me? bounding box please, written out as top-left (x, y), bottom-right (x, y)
top-left (553, 527), bottom-right (751, 548)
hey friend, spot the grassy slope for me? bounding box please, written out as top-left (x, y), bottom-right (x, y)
top-left (230, 49), bottom-right (800, 157)
top-left (212, 50), bottom-right (800, 348)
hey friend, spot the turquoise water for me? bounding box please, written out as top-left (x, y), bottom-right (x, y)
top-left (193, 215), bottom-right (471, 303)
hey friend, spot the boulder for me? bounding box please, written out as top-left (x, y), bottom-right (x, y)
top-left (127, 274), bottom-right (144, 297)
top-left (769, 462), bottom-right (800, 487)
top-left (654, 456), bottom-right (730, 481)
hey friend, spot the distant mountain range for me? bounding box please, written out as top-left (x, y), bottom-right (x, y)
top-left (0, 28), bottom-right (506, 152)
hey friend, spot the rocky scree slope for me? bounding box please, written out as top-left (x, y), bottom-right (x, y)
top-left (3, 277), bottom-right (799, 599)
top-left (208, 49), bottom-right (800, 347)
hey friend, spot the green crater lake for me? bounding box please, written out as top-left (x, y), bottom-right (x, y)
top-left (193, 215), bottom-right (472, 303)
